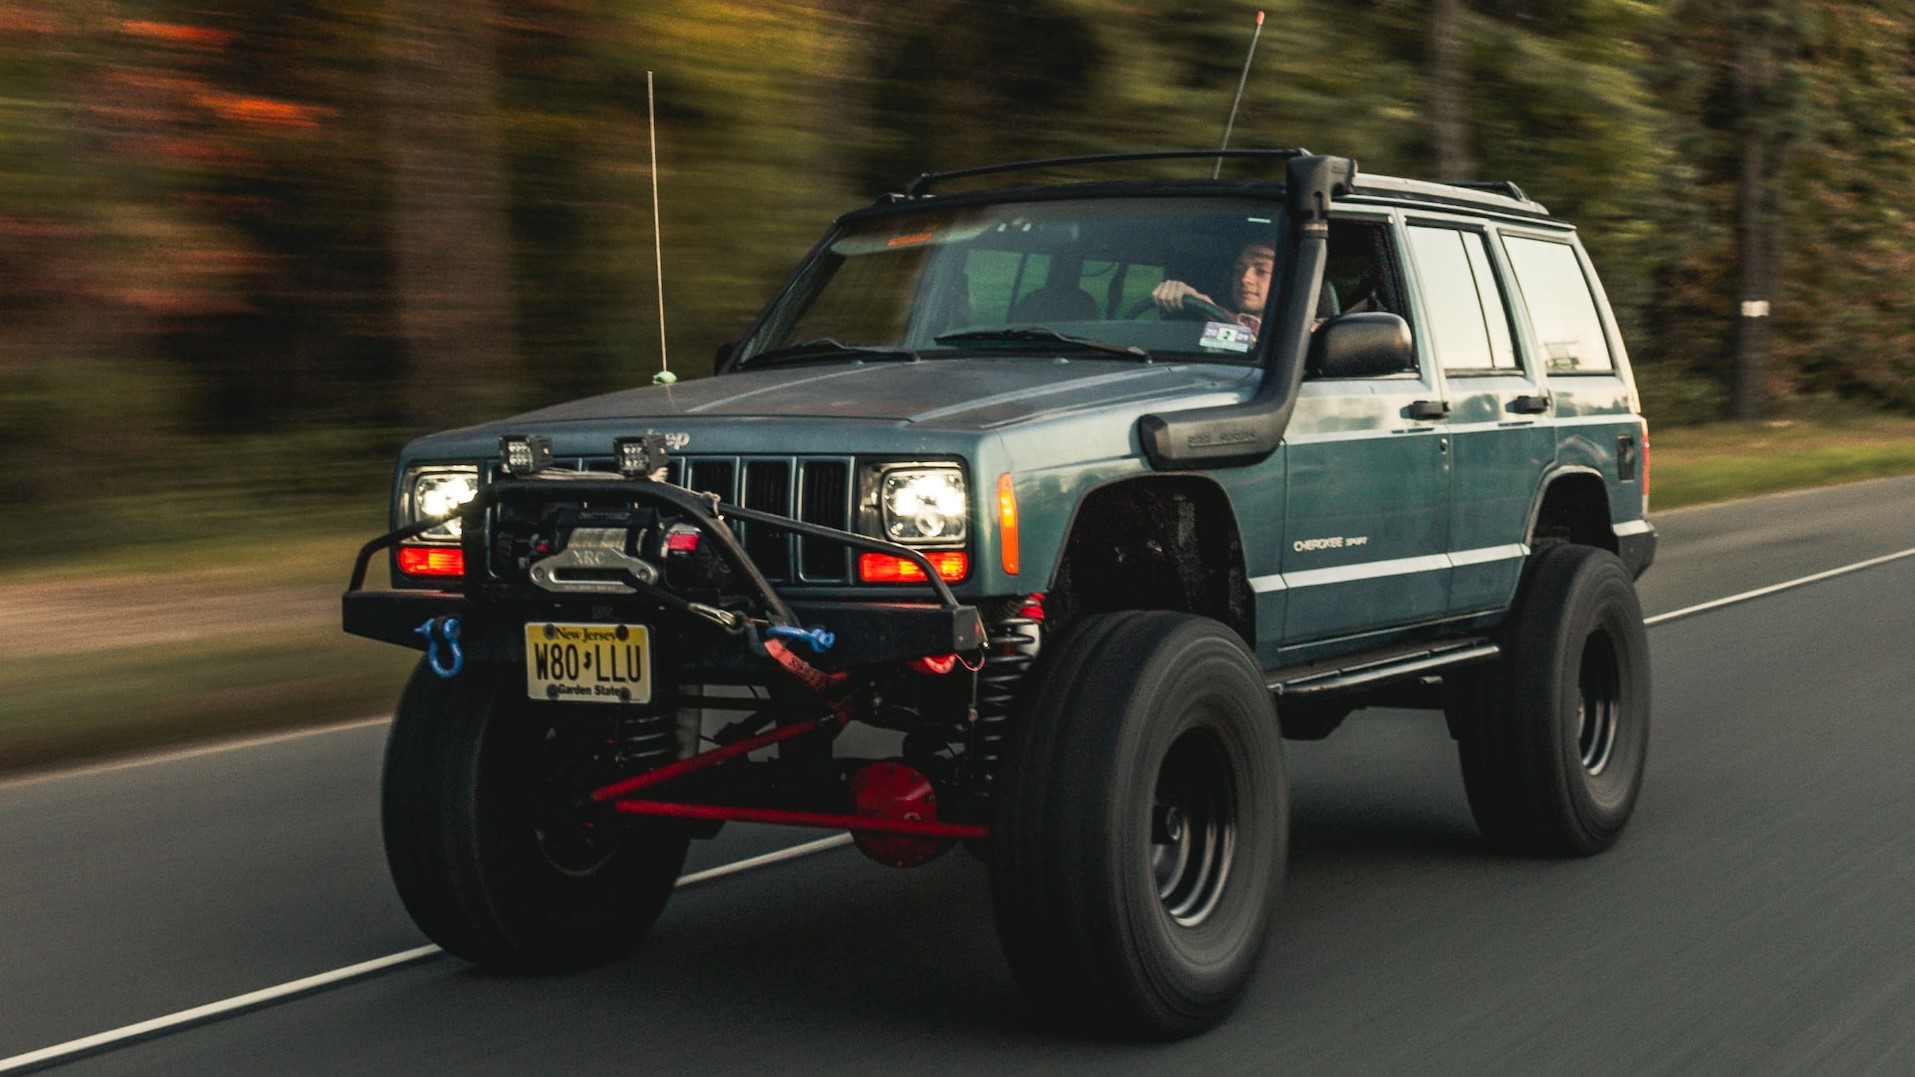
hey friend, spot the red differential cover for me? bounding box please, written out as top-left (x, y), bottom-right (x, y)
top-left (850, 762), bottom-right (946, 868)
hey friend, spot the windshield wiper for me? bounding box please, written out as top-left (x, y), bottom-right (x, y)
top-left (748, 338), bottom-right (920, 366)
top-left (934, 327), bottom-right (1150, 360)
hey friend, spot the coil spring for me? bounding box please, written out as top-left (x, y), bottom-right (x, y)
top-left (616, 709), bottom-right (680, 769)
top-left (971, 616), bottom-right (1041, 784)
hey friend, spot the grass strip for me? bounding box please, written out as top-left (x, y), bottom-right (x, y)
top-left (0, 626), bottom-right (417, 777)
top-left (1650, 417), bottom-right (1915, 510)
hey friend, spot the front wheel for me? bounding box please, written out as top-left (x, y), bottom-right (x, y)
top-left (990, 611), bottom-right (1287, 1038)
top-left (381, 661), bottom-right (689, 971)
top-left (1450, 544), bottom-right (1651, 856)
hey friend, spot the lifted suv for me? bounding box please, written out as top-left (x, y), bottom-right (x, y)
top-left (345, 150), bottom-right (1654, 1037)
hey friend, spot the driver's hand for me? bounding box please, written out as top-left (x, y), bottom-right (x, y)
top-left (1151, 280), bottom-right (1212, 313)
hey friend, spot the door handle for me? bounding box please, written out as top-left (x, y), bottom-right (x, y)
top-left (1405, 399), bottom-right (1450, 421)
top-left (1509, 394), bottom-right (1551, 414)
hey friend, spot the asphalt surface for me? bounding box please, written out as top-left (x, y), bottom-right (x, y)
top-left (4, 475), bottom-right (1913, 1075)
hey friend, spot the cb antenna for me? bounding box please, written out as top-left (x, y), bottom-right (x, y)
top-left (647, 71), bottom-right (676, 385)
top-left (1213, 10), bottom-right (1266, 179)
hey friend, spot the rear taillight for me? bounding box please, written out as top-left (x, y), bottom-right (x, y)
top-left (1640, 419), bottom-right (1652, 513)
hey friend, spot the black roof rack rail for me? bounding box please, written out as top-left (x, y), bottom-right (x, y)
top-left (1447, 179), bottom-right (1531, 203)
top-left (894, 148), bottom-right (1313, 199)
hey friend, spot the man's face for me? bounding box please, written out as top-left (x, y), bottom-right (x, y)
top-left (1229, 244), bottom-right (1275, 315)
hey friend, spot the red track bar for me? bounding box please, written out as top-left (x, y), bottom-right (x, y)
top-left (612, 799), bottom-right (987, 839)
top-left (590, 717), bottom-right (825, 803)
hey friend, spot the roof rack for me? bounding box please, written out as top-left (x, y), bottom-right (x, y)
top-left (895, 148), bottom-right (1313, 199)
top-left (1447, 179), bottom-right (1531, 203)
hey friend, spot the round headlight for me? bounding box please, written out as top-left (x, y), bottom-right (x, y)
top-left (882, 469), bottom-right (967, 544)
top-left (412, 469), bottom-right (480, 541)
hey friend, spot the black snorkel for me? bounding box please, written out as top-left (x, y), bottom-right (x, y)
top-left (1137, 154), bottom-right (1357, 470)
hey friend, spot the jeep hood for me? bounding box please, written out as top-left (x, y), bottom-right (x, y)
top-left (498, 358), bottom-right (1258, 433)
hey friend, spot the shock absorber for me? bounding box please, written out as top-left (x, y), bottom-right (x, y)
top-left (970, 595), bottom-right (1044, 784)
top-left (616, 707), bottom-right (681, 769)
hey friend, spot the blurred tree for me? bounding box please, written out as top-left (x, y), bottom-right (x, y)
top-left (12, 0), bottom-right (1915, 561)
top-left (1429, 0), bottom-right (1473, 180)
top-left (1771, 0), bottom-right (1915, 410)
top-left (1729, 0), bottom-right (1808, 419)
top-left (382, 0), bottom-right (518, 429)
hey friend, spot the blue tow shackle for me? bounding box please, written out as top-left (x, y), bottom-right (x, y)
top-left (414, 616), bottom-right (464, 678)
top-left (763, 624), bottom-right (836, 654)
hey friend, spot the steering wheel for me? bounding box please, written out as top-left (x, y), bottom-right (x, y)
top-left (1120, 293), bottom-right (1238, 323)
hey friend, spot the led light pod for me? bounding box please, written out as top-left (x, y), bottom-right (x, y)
top-left (614, 434), bottom-right (670, 479)
top-left (500, 434), bottom-right (553, 475)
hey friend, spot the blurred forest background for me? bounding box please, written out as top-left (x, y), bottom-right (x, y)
top-left (4, 0), bottom-right (1914, 561)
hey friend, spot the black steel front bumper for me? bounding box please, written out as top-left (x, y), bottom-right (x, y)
top-left (342, 474), bottom-right (986, 673)
top-left (343, 590), bottom-right (984, 672)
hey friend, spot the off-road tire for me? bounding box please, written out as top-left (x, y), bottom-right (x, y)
top-left (382, 661), bottom-right (689, 971)
top-left (1452, 544), bottom-right (1650, 856)
top-left (990, 611), bottom-right (1287, 1038)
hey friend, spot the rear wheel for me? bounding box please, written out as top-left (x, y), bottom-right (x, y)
top-left (990, 611), bottom-right (1286, 1037)
top-left (1451, 544), bottom-right (1651, 856)
top-left (382, 661), bottom-right (688, 971)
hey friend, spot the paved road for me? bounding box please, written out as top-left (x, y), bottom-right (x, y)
top-left (4, 476), bottom-right (1913, 1074)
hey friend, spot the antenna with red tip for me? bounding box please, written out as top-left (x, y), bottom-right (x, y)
top-left (1213, 10), bottom-right (1266, 179)
top-left (647, 71), bottom-right (676, 386)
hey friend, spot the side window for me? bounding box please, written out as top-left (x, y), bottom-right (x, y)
top-left (1310, 219), bottom-right (1416, 380)
top-left (962, 249), bottom-right (1051, 326)
top-left (1405, 226), bottom-right (1518, 371)
top-left (1324, 219), bottom-right (1407, 320)
top-left (1077, 259), bottom-right (1120, 316)
top-left (1113, 261), bottom-right (1166, 316)
top-left (1502, 236), bottom-right (1614, 373)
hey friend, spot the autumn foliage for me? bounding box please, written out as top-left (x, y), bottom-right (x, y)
top-left (1, 1), bottom-right (1912, 553)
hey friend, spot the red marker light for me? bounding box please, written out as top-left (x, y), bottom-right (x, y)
top-left (399, 546), bottom-right (464, 577)
top-left (1256, 10), bottom-right (1265, 25)
top-left (665, 527), bottom-right (701, 553)
top-left (859, 551), bottom-right (968, 583)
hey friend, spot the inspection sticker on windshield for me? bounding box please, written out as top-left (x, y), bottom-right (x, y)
top-left (1199, 321), bottom-right (1254, 353)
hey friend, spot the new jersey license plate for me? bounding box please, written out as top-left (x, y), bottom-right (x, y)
top-left (524, 622), bottom-right (651, 704)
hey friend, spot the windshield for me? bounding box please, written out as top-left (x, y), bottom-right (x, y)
top-left (743, 197), bottom-right (1286, 365)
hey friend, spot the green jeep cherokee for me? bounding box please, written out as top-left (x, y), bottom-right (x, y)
top-left (344, 150), bottom-right (1654, 1037)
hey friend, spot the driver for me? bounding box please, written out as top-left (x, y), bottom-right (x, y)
top-left (1149, 242), bottom-right (1274, 334)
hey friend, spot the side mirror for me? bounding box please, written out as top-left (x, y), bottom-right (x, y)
top-left (713, 339), bottom-right (742, 374)
top-left (1308, 312), bottom-right (1415, 379)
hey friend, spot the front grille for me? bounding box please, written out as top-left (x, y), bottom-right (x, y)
top-left (681, 456), bottom-right (856, 584)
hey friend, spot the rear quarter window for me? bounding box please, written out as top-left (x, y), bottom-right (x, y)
top-left (1502, 236), bottom-right (1613, 374)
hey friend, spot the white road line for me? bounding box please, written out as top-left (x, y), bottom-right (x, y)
top-left (0, 946), bottom-right (441, 1075)
top-left (1644, 546), bottom-right (1915, 627)
top-left (677, 833), bottom-right (853, 886)
top-left (0, 834), bottom-right (854, 1074)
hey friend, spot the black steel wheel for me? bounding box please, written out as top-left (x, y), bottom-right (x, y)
top-left (1451, 543), bottom-right (1651, 856)
top-left (990, 611), bottom-right (1286, 1038)
top-left (381, 661), bottom-right (688, 971)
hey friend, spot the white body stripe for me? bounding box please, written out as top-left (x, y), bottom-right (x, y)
top-left (1252, 543), bottom-right (1529, 594)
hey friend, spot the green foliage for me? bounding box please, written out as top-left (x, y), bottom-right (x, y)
top-left (9, 0), bottom-right (1915, 563)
